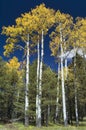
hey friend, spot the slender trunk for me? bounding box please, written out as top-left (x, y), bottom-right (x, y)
top-left (38, 30), bottom-right (44, 127)
top-left (74, 88), bottom-right (79, 126)
top-left (60, 24), bottom-right (67, 126)
top-left (25, 34), bottom-right (29, 126)
top-left (61, 44), bottom-right (67, 126)
top-left (64, 39), bottom-right (68, 123)
top-left (65, 58), bottom-right (68, 79)
top-left (64, 38), bottom-right (68, 79)
top-left (36, 36), bottom-right (40, 127)
top-left (55, 62), bottom-right (60, 123)
top-left (74, 48), bottom-right (79, 126)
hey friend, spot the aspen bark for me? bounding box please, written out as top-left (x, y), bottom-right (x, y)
top-left (38, 30), bottom-right (44, 127)
top-left (64, 38), bottom-right (68, 79)
top-left (60, 25), bottom-right (67, 126)
top-left (36, 36), bottom-right (40, 127)
top-left (55, 62), bottom-right (60, 123)
top-left (25, 34), bottom-right (29, 126)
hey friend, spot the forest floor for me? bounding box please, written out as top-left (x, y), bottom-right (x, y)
top-left (0, 119), bottom-right (86, 130)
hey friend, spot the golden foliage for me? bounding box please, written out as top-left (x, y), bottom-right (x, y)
top-left (4, 43), bottom-right (15, 57)
top-left (69, 17), bottom-right (86, 48)
top-left (6, 56), bottom-right (20, 70)
top-left (2, 4), bottom-right (86, 58)
top-left (50, 11), bottom-right (73, 56)
top-left (31, 3), bottom-right (55, 34)
top-left (6, 57), bottom-right (23, 79)
top-left (2, 4), bottom-right (55, 57)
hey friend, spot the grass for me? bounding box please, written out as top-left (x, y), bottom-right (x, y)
top-left (0, 119), bottom-right (86, 130)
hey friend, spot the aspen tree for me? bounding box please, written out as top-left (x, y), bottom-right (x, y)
top-left (68, 18), bottom-right (86, 126)
top-left (31, 4), bottom-right (55, 127)
top-left (2, 12), bottom-right (38, 126)
top-left (50, 10), bottom-right (73, 126)
top-left (2, 4), bottom-right (55, 126)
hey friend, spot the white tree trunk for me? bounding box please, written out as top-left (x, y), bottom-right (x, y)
top-left (64, 38), bottom-right (68, 80)
top-left (64, 53), bottom-right (68, 121)
top-left (74, 47), bottom-right (79, 126)
top-left (65, 58), bottom-right (68, 79)
top-left (38, 30), bottom-right (44, 127)
top-left (25, 34), bottom-right (29, 126)
top-left (60, 25), bottom-right (67, 126)
top-left (63, 38), bottom-right (69, 122)
top-left (61, 44), bottom-right (67, 126)
top-left (55, 62), bottom-right (60, 123)
top-left (36, 36), bottom-right (40, 127)
top-left (75, 87), bottom-right (79, 126)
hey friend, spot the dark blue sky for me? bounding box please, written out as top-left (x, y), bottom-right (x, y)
top-left (0, 0), bottom-right (86, 69)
